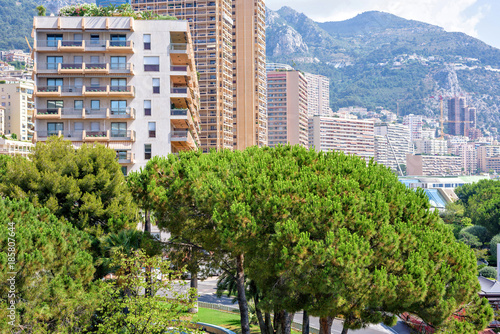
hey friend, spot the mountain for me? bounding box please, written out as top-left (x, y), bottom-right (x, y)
top-left (266, 7), bottom-right (500, 132)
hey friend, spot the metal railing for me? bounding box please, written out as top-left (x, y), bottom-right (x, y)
top-left (85, 108), bottom-right (107, 118)
top-left (171, 65), bottom-right (188, 72)
top-left (171, 87), bottom-right (188, 94)
top-left (171, 108), bottom-right (188, 116)
top-left (170, 43), bottom-right (188, 52)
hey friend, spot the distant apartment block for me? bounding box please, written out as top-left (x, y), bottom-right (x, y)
top-left (304, 72), bottom-right (331, 116)
top-left (33, 16), bottom-right (201, 174)
top-left (403, 114), bottom-right (423, 141)
top-left (0, 80), bottom-right (35, 141)
top-left (0, 137), bottom-right (33, 157)
top-left (415, 139), bottom-right (448, 156)
top-left (406, 154), bottom-right (462, 176)
top-left (457, 143), bottom-right (477, 175)
top-left (374, 123), bottom-right (411, 172)
top-left (0, 106), bottom-right (4, 135)
top-left (2, 50), bottom-right (33, 67)
top-left (477, 145), bottom-right (500, 172)
top-left (132, 0), bottom-right (234, 152)
top-left (267, 70), bottom-right (308, 147)
top-left (448, 96), bottom-right (476, 136)
top-left (309, 115), bottom-right (375, 162)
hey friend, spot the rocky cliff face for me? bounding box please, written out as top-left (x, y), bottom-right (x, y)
top-left (265, 6), bottom-right (500, 132)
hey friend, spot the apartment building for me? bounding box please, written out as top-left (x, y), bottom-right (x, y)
top-left (477, 145), bottom-right (500, 172)
top-left (415, 139), bottom-right (448, 156)
top-left (267, 70), bottom-right (308, 147)
top-left (0, 137), bottom-right (33, 157)
top-left (0, 80), bottom-right (35, 141)
top-left (457, 143), bottom-right (477, 175)
top-left (232, 0), bottom-right (267, 149)
top-left (403, 113), bottom-right (423, 142)
top-left (33, 16), bottom-right (201, 174)
top-left (304, 72), bottom-right (331, 116)
top-left (406, 154), bottom-right (462, 176)
top-left (132, 0), bottom-right (234, 152)
top-left (309, 115), bottom-right (375, 162)
top-left (374, 123), bottom-right (411, 172)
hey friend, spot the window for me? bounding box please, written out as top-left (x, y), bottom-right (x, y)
top-left (73, 56), bottom-right (83, 64)
top-left (144, 56), bottom-right (159, 71)
top-left (116, 150), bottom-right (127, 160)
top-left (90, 34), bottom-right (100, 45)
top-left (90, 56), bottom-right (100, 64)
top-left (74, 122), bottom-right (83, 131)
top-left (91, 122), bottom-right (100, 131)
top-left (74, 78), bottom-right (83, 88)
top-left (144, 144), bottom-right (152, 160)
top-left (111, 78), bottom-right (127, 91)
top-left (148, 122), bottom-right (156, 138)
top-left (144, 100), bottom-right (151, 116)
top-left (121, 166), bottom-right (127, 176)
top-left (110, 56), bottom-right (126, 70)
top-left (73, 33), bottom-right (83, 41)
top-left (47, 78), bottom-right (63, 91)
top-left (111, 100), bottom-right (127, 114)
top-left (47, 122), bottom-right (63, 136)
top-left (91, 100), bottom-right (100, 110)
top-left (110, 34), bottom-right (126, 47)
top-left (47, 56), bottom-right (62, 70)
top-left (47, 100), bottom-right (63, 114)
top-left (111, 122), bottom-right (127, 137)
top-left (152, 78), bottom-right (160, 94)
top-left (143, 34), bottom-right (151, 50)
top-left (74, 100), bottom-right (83, 110)
top-left (90, 78), bottom-right (100, 87)
top-left (47, 34), bottom-right (62, 47)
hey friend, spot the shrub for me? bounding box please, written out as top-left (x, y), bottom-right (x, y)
top-left (461, 225), bottom-right (490, 243)
top-left (479, 266), bottom-right (497, 279)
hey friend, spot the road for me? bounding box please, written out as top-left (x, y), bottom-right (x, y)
top-left (197, 278), bottom-right (411, 334)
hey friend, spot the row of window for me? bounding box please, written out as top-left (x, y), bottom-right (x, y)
top-left (46, 33), bottom-right (152, 50)
top-left (45, 121), bottom-right (156, 138)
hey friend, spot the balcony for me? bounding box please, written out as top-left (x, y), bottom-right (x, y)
top-left (171, 130), bottom-right (197, 151)
top-left (34, 86), bottom-right (61, 97)
top-left (170, 108), bottom-right (192, 129)
top-left (116, 151), bottom-right (134, 164)
top-left (84, 108), bottom-right (108, 119)
top-left (35, 130), bottom-right (84, 141)
top-left (35, 40), bottom-right (134, 53)
top-left (106, 40), bottom-right (134, 53)
top-left (83, 86), bottom-right (108, 97)
top-left (34, 108), bottom-right (60, 119)
top-left (170, 43), bottom-right (189, 66)
top-left (109, 107), bottom-right (135, 119)
top-left (109, 85), bottom-right (134, 97)
top-left (83, 130), bottom-right (109, 141)
top-left (110, 130), bottom-right (135, 141)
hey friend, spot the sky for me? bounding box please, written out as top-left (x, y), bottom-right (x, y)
top-left (266, 0), bottom-right (500, 49)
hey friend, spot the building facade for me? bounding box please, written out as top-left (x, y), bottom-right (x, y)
top-left (0, 137), bottom-right (33, 157)
top-left (304, 72), bottom-right (331, 116)
top-left (267, 70), bottom-right (308, 147)
top-left (0, 80), bottom-right (35, 141)
top-left (132, 0), bottom-right (234, 152)
top-left (309, 115), bottom-right (375, 162)
top-left (33, 16), bottom-right (201, 174)
top-left (415, 139), bottom-right (448, 156)
top-left (406, 154), bottom-right (462, 176)
top-left (403, 114), bottom-right (423, 142)
top-left (374, 123), bottom-right (411, 172)
top-left (448, 96), bottom-right (476, 136)
top-left (477, 145), bottom-right (500, 172)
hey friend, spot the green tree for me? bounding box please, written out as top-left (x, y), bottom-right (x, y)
top-left (490, 234), bottom-right (500, 260)
top-left (479, 266), bottom-right (497, 279)
top-left (0, 198), bottom-right (98, 333)
top-left (93, 249), bottom-right (197, 334)
top-left (0, 137), bottom-right (137, 235)
top-left (36, 5), bottom-right (46, 16)
top-left (130, 145), bottom-right (493, 334)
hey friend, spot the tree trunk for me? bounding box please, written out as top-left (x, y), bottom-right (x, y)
top-left (144, 209), bottom-right (153, 297)
top-left (283, 311), bottom-right (293, 334)
top-left (144, 210), bottom-right (151, 233)
top-left (188, 271), bottom-right (198, 313)
top-left (265, 312), bottom-right (273, 334)
top-left (236, 254), bottom-right (251, 334)
top-left (302, 311), bottom-right (309, 334)
top-left (275, 310), bottom-right (293, 334)
top-left (319, 317), bottom-right (334, 334)
top-left (254, 293), bottom-right (267, 334)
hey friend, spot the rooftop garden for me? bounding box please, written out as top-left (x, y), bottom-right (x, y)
top-left (52, 4), bottom-right (177, 20)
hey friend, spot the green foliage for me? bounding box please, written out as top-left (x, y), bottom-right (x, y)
top-left (0, 0), bottom-right (37, 51)
top-left (92, 250), bottom-right (197, 334)
top-left (459, 231), bottom-right (482, 248)
top-left (456, 180), bottom-right (500, 235)
top-left (0, 198), bottom-right (98, 333)
top-left (0, 137), bottom-right (137, 235)
top-left (130, 145), bottom-right (492, 333)
top-left (8, 61), bottom-right (25, 70)
top-left (479, 266), bottom-right (497, 279)
top-left (490, 234), bottom-right (500, 260)
top-left (36, 4), bottom-right (45, 16)
top-left (59, 3), bottom-right (176, 20)
top-left (461, 225), bottom-right (490, 244)
top-left (10, 133), bottom-right (16, 140)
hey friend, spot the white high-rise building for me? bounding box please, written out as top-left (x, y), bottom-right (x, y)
top-left (305, 73), bottom-right (331, 116)
top-left (403, 114), bottom-right (423, 142)
top-left (33, 15), bottom-right (201, 175)
top-left (374, 123), bottom-right (411, 172)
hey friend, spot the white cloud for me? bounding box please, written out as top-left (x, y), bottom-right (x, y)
top-left (266, 0), bottom-right (487, 37)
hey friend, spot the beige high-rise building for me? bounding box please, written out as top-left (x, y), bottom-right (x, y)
top-left (132, 0), bottom-right (266, 151)
top-left (309, 115), bottom-right (375, 162)
top-left (0, 80), bottom-right (35, 141)
top-left (477, 145), bottom-right (500, 172)
top-left (232, 0), bottom-right (267, 150)
top-left (132, 0), bottom-right (234, 152)
top-left (304, 73), bottom-right (331, 116)
top-left (33, 15), bottom-right (201, 174)
top-left (267, 70), bottom-right (308, 147)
